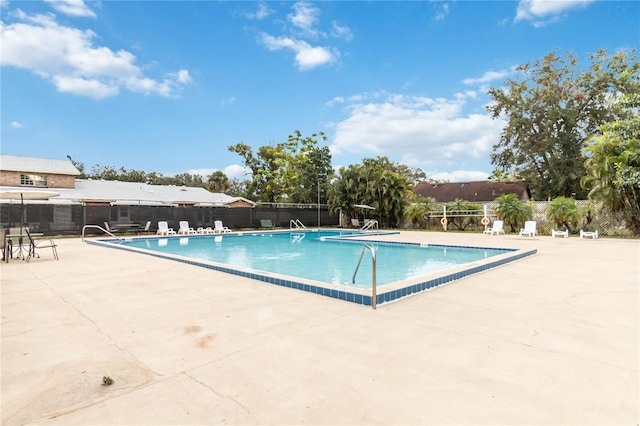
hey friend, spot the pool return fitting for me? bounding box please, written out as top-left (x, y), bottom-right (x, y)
top-left (352, 244), bottom-right (377, 309)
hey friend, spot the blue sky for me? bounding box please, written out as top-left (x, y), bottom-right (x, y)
top-left (1, 0), bottom-right (638, 182)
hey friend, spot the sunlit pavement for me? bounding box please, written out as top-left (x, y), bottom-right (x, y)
top-left (1, 231), bottom-right (638, 425)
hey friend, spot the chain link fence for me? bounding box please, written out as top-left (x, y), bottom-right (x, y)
top-left (1, 200), bottom-right (633, 237)
top-left (405, 201), bottom-right (633, 237)
top-left (525, 200), bottom-right (630, 237)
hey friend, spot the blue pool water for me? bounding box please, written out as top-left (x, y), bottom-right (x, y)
top-left (117, 230), bottom-right (511, 289)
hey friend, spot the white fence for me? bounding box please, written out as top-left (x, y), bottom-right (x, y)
top-left (406, 201), bottom-right (631, 237)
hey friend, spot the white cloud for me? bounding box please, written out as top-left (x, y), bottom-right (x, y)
top-left (288, 1), bottom-right (320, 37)
top-left (172, 69), bottom-right (192, 84)
top-left (11, 121), bottom-right (23, 128)
top-left (428, 170), bottom-right (490, 182)
top-left (220, 96), bottom-right (236, 106)
top-left (331, 21), bottom-right (353, 41)
top-left (0, 10), bottom-right (191, 99)
top-left (515, 0), bottom-right (594, 24)
top-left (184, 165), bottom-right (250, 181)
top-left (246, 2), bottom-right (273, 20)
top-left (53, 74), bottom-right (119, 97)
top-left (259, 33), bottom-right (337, 70)
top-left (185, 168), bottom-right (216, 179)
top-left (434, 3), bottom-right (449, 21)
top-left (224, 164), bottom-right (251, 180)
top-left (43, 0), bottom-right (96, 18)
top-left (255, 2), bottom-right (343, 70)
top-left (330, 92), bottom-right (504, 172)
top-left (463, 70), bottom-right (510, 86)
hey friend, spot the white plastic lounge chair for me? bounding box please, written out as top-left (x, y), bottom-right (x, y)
top-left (197, 227), bottom-right (215, 234)
top-left (214, 220), bottom-right (232, 233)
top-left (580, 229), bottom-right (598, 239)
top-left (552, 229), bottom-right (568, 238)
top-left (483, 220), bottom-right (504, 236)
top-left (139, 221), bottom-right (152, 235)
top-left (157, 221), bottom-right (176, 235)
top-left (103, 222), bottom-right (118, 234)
top-left (351, 218), bottom-right (361, 228)
top-left (178, 221), bottom-right (197, 235)
top-left (519, 221), bottom-right (537, 237)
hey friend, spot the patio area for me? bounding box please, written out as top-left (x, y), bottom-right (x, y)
top-left (1, 231), bottom-right (638, 425)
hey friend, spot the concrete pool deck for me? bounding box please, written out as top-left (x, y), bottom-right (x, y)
top-left (1, 231), bottom-right (638, 425)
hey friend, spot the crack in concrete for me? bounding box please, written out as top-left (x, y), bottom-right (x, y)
top-left (32, 273), bottom-right (159, 376)
top-left (183, 372), bottom-right (251, 416)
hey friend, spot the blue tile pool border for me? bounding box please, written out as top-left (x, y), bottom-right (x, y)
top-left (86, 231), bottom-right (537, 308)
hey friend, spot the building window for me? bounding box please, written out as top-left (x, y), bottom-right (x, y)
top-left (20, 174), bottom-right (48, 187)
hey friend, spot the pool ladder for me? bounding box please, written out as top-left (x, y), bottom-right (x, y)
top-left (290, 219), bottom-right (306, 229)
top-left (361, 219), bottom-right (378, 231)
top-left (352, 244), bottom-right (377, 309)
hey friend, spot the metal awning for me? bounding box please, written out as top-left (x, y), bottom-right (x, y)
top-left (353, 204), bottom-right (375, 210)
top-left (0, 190), bottom-right (60, 200)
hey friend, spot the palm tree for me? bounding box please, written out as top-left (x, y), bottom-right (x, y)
top-left (404, 203), bottom-right (425, 228)
top-left (445, 199), bottom-right (482, 231)
top-left (582, 123), bottom-right (640, 235)
top-left (545, 196), bottom-right (581, 233)
top-left (493, 194), bottom-right (532, 233)
top-left (327, 157), bottom-right (409, 228)
top-left (404, 197), bottom-right (438, 228)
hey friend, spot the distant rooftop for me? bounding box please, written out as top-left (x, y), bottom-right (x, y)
top-left (412, 180), bottom-right (530, 203)
top-left (0, 154), bottom-right (81, 176)
top-left (62, 179), bottom-right (239, 205)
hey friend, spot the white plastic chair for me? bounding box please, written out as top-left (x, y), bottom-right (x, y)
top-left (483, 220), bottom-right (504, 236)
top-left (214, 220), bottom-right (232, 233)
top-left (519, 221), bottom-right (537, 237)
top-left (580, 229), bottom-right (598, 239)
top-left (552, 229), bottom-right (568, 238)
top-left (157, 221), bottom-right (176, 235)
top-left (139, 221), bottom-right (152, 235)
top-left (177, 221), bottom-right (196, 235)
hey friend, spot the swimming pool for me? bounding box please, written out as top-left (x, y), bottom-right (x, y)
top-left (89, 229), bottom-right (536, 307)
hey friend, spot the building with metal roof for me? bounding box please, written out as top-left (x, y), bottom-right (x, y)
top-left (0, 154), bottom-right (254, 207)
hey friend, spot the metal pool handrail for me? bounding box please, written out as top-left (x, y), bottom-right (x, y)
top-left (352, 244), bottom-right (377, 309)
top-left (289, 219), bottom-right (306, 229)
top-left (361, 219), bottom-right (378, 231)
top-left (82, 225), bottom-right (123, 242)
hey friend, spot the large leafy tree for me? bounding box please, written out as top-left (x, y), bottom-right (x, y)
top-left (285, 131), bottom-right (333, 204)
top-left (228, 131), bottom-right (332, 203)
top-left (487, 49), bottom-right (638, 200)
top-left (82, 163), bottom-right (211, 188)
top-left (582, 87), bottom-right (640, 235)
top-left (328, 156), bottom-right (411, 228)
top-left (206, 171), bottom-right (231, 193)
top-left (488, 168), bottom-right (520, 182)
top-left (227, 178), bottom-right (248, 198)
top-left (393, 164), bottom-right (427, 186)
